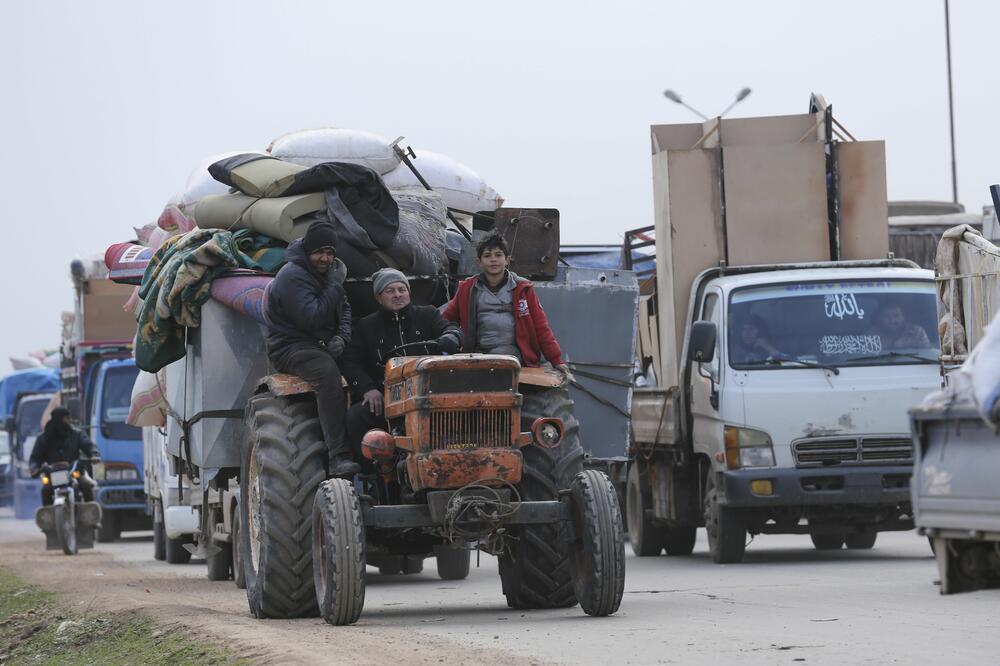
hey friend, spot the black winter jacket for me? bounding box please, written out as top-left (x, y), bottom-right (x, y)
top-left (266, 239), bottom-right (352, 364)
top-left (339, 304), bottom-right (462, 399)
top-left (29, 426), bottom-right (98, 471)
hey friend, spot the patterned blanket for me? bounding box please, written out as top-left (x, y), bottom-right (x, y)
top-left (135, 228), bottom-right (285, 372)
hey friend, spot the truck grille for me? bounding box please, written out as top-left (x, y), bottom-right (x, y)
top-left (792, 436), bottom-right (913, 468)
top-left (429, 408), bottom-right (513, 450)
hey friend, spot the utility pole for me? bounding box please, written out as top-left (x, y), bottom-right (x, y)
top-left (945, 0), bottom-right (958, 204)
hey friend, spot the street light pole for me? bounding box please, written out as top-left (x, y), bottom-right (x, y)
top-left (945, 0), bottom-right (958, 204)
top-left (663, 88), bottom-right (752, 120)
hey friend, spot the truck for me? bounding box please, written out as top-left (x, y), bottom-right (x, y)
top-left (1, 367), bottom-right (60, 519)
top-left (62, 260), bottom-right (151, 540)
top-left (144, 422), bottom-right (200, 564)
top-left (625, 98), bottom-right (942, 563)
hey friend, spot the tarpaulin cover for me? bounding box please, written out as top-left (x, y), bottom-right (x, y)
top-left (135, 229), bottom-right (286, 373)
top-left (0, 368), bottom-right (60, 420)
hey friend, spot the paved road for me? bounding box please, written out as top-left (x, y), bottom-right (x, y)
top-left (1, 509), bottom-right (996, 665)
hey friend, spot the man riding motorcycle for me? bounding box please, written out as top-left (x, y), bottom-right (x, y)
top-left (29, 407), bottom-right (99, 505)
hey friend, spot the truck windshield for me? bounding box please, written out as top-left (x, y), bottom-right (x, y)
top-left (728, 279), bottom-right (939, 369)
top-left (16, 399), bottom-right (48, 442)
top-left (0, 431), bottom-right (8, 456)
top-left (102, 366), bottom-right (141, 441)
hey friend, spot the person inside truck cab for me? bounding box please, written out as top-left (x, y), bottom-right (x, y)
top-left (266, 221), bottom-right (357, 478)
top-left (28, 407), bottom-right (98, 505)
top-left (731, 314), bottom-right (780, 363)
top-left (868, 304), bottom-right (931, 351)
top-left (441, 233), bottom-right (570, 376)
top-left (339, 268), bottom-right (463, 466)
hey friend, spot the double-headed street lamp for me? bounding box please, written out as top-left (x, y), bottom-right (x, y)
top-left (663, 87), bottom-right (752, 120)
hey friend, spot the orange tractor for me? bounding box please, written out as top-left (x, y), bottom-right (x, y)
top-left (239, 342), bottom-right (625, 625)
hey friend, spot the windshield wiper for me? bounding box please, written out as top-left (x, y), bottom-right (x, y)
top-left (845, 351), bottom-right (938, 365)
top-left (742, 358), bottom-right (841, 375)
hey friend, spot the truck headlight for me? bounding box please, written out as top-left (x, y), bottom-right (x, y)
top-left (724, 426), bottom-right (775, 470)
top-left (103, 464), bottom-right (139, 481)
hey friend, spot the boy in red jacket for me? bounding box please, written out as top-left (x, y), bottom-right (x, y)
top-left (442, 234), bottom-right (570, 375)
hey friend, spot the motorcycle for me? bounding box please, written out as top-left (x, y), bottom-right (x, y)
top-left (34, 458), bottom-right (102, 555)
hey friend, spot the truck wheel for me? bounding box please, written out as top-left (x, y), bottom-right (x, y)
top-left (499, 387), bottom-right (584, 609)
top-left (663, 526), bottom-right (697, 556)
top-left (232, 501), bottom-right (246, 589)
top-left (241, 393), bottom-right (325, 619)
top-left (153, 503), bottom-right (166, 561)
top-left (206, 542), bottom-right (232, 581)
top-left (626, 462), bottom-right (666, 556)
top-left (434, 545), bottom-right (471, 580)
top-left (312, 479), bottom-right (365, 626)
top-left (703, 474), bottom-right (746, 564)
top-left (55, 501), bottom-right (78, 556)
top-left (844, 531), bottom-right (877, 550)
top-left (165, 536), bottom-right (192, 564)
top-left (569, 470), bottom-right (626, 617)
top-left (97, 511), bottom-right (119, 543)
top-left (810, 533), bottom-right (845, 550)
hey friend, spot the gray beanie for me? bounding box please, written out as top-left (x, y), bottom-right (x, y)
top-left (372, 268), bottom-right (409, 296)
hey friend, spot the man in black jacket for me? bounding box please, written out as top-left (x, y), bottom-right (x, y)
top-left (339, 268), bottom-right (463, 462)
top-left (29, 407), bottom-right (99, 505)
top-left (267, 222), bottom-right (358, 477)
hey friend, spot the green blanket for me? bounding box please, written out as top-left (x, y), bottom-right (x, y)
top-left (135, 229), bottom-right (285, 373)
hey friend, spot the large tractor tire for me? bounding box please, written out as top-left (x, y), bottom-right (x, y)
top-left (569, 470), bottom-right (626, 616)
top-left (626, 462), bottom-right (666, 556)
top-left (312, 479), bottom-right (366, 626)
top-left (434, 544), bottom-right (471, 581)
top-left (703, 474), bottom-right (746, 564)
top-left (499, 387), bottom-right (584, 609)
top-left (240, 393), bottom-right (325, 619)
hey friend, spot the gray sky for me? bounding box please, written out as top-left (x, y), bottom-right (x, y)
top-left (1, 0), bottom-right (997, 370)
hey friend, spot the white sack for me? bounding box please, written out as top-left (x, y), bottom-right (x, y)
top-left (381, 149), bottom-right (503, 214)
top-left (267, 128), bottom-right (400, 174)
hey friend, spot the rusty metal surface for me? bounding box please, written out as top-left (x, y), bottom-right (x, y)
top-left (262, 373), bottom-right (315, 397)
top-left (386, 392), bottom-right (520, 419)
top-left (494, 208), bottom-right (560, 279)
top-left (518, 366), bottom-right (566, 388)
top-left (405, 448), bottom-right (522, 491)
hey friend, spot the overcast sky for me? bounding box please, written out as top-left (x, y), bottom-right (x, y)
top-left (1, 0), bottom-right (997, 370)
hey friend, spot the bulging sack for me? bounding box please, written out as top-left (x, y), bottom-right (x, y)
top-left (381, 149), bottom-right (503, 214)
top-left (267, 128), bottom-right (400, 174)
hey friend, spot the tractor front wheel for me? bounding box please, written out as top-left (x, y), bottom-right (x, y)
top-left (312, 479), bottom-right (366, 626)
top-left (569, 470), bottom-right (625, 616)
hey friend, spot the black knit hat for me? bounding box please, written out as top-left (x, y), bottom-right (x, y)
top-left (302, 222), bottom-right (337, 255)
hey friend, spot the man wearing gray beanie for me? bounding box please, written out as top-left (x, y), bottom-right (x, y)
top-left (339, 268), bottom-right (463, 464)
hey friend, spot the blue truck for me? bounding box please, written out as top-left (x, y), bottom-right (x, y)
top-left (0, 368), bottom-right (61, 519)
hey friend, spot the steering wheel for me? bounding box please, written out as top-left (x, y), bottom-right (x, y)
top-left (384, 340), bottom-right (440, 360)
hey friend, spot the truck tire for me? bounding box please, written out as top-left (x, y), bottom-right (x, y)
top-left (626, 462), bottom-right (666, 556)
top-left (312, 479), bottom-right (365, 626)
top-left (153, 503), bottom-right (166, 561)
top-left (97, 511), bottom-right (119, 543)
top-left (569, 470), bottom-right (626, 616)
top-left (206, 542), bottom-right (232, 581)
top-left (232, 501), bottom-right (246, 589)
top-left (663, 526), bottom-right (697, 556)
top-left (165, 535), bottom-right (192, 564)
top-left (499, 387), bottom-right (584, 609)
top-left (844, 531), bottom-right (877, 550)
top-left (810, 533), bottom-right (845, 550)
top-left (434, 545), bottom-right (471, 580)
top-left (703, 474), bottom-right (746, 564)
top-left (240, 393), bottom-right (325, 619)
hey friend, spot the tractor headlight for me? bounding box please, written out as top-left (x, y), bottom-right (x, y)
top-left (723, 426), bottom-right (775, 470)
top-left (531, 418), bottom-right (564, 449)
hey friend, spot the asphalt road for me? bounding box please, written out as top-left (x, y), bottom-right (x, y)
top-left (1, 509), bottom-right (997, 665)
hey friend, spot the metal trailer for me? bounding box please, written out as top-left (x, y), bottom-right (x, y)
top-left (911, 404), bottom-right (1000, 593)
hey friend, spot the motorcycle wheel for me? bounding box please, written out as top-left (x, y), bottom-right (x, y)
top-left (55, 496), bottom-right (78, 556)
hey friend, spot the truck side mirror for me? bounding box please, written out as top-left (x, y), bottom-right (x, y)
top-left (689, 321), bottom-right (717, 364)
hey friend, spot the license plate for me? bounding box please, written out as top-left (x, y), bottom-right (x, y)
top-left (48, 470), bottom-right (70, 486)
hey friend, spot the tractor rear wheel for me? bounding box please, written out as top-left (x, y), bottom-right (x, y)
top-left (312, 479), bottom-right (366, 626)
top-left (240, 393), bottom-right (325, 619)
top-left (569, 470), bottom-right (625, 616)
top-left (499, 387), bottom-right (584, 609)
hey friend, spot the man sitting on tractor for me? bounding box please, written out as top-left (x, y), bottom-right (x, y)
top-left (29, 407), bottom-right (99, 505)
top-left (266, 221), bottom-right (358, 477)
top-left (339, 268), bottom-right (463, 465)
top-left (442, 233), bottom-right (570, 376)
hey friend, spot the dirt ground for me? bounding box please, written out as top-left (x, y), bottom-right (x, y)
top-left (0, 515), bottom-right (538, 666)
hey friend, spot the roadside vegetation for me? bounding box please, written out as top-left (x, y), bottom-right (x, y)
top-left (0, 568), bottom-right (244, 665)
